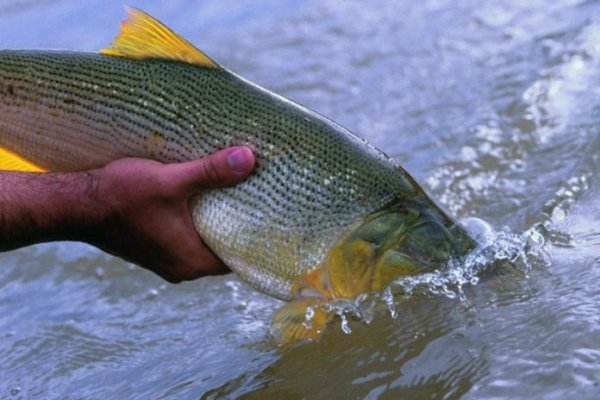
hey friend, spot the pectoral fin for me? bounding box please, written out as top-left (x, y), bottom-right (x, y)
top-left (270, 299), bottom-right (332, 344)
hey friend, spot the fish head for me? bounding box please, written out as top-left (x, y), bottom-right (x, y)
top-left (322, 200), bottom-right (475, 298)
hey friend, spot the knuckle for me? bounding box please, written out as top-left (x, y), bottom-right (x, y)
top-left (202, 157), bottom-right (223, 184)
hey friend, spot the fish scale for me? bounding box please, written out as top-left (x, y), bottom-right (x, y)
top-left (0, 49), bottom-right (418, 299)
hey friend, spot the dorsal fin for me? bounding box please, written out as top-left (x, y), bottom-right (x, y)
top-left (100, 6), bottom-right (219, 68)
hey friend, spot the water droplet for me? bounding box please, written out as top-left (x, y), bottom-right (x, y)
top-left (95, 267), bottom-right (105, 278)
top-left (552, 206), bottom-right (566, 222)
top-left (340, 313), bottom-right (352, 334)
top-left (303, 306), bottom-right (315, 329)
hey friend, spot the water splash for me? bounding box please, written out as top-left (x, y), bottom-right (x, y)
top-left (383, 223), bottom-right (548, 301)
top-left (306, 221), bottom-right (551, 335)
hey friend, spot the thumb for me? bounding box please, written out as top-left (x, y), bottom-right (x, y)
top-left (165, 146), bottom-right (256, 193)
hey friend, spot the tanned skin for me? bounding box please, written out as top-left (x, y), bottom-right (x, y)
top-left (0, 146), bottom-right (255, 283)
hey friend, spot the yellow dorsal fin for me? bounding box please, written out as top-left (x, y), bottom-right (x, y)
top-left (0, 147), bottom-right (46, 172)
top-left (100, 6), bottom-right (219, 68)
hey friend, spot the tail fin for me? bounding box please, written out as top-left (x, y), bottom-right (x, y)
top-left (0, 147), bottom-right (45, 172)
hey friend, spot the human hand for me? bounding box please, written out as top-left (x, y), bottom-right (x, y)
top-left (89, 146), bottom-right (255, 283)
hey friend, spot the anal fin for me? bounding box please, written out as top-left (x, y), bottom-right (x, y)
top-left (270, 299), bottom-right (332, 345)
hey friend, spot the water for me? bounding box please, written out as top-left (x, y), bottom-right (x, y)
top-left (1, 0), bottom-right (599, 398)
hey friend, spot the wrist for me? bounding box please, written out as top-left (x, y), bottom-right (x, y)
top-left (60, 169), bottom-right (113, 244)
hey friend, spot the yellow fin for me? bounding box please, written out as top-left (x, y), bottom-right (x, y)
top-left (270, 299), bottom-right (332, 345)
top-left (100, 6), bottom-right (219, 68)
top-left (0, 147), bottom-right (45, 172)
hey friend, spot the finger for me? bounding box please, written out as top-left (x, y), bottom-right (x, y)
top-left (164, 146), bottom-right (255, 193)
top-left (166, 239), bottom-right (231, 282)
top-left (169, 210), bottom-right (232, 280)
top-left (175, 253), bottom-right (231, 281)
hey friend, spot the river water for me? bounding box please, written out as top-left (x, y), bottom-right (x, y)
top-left (1, 0), bottom-right (599, 399)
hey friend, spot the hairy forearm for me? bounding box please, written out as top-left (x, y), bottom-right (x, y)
top-left (0, 147), bottom-right (254, 281)
top-left (0, 170), bottom-right (104, 251)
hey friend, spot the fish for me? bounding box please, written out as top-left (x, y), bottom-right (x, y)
top-left (0, 7), bottom-right (474, 343)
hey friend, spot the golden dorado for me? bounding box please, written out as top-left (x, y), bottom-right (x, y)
top-left (0, 8), bottom-right (474, 342)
